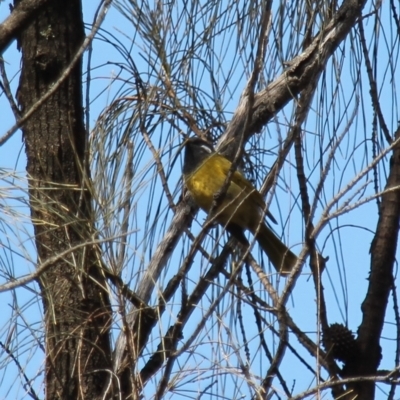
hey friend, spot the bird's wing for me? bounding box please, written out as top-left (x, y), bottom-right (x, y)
top-left (218, 156), bottom-right (277, 224)
top-left (217, 157), bottom-right (264, 206)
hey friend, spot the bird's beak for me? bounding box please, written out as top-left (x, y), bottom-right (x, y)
top-left (179, 136), bottom-right (190, 153)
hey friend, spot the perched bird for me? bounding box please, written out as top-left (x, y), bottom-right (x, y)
top-left (183, 137), bottom-right (297, 276)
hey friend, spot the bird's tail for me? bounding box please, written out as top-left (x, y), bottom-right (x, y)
top-left (255, 224), bottom-right (298, 276)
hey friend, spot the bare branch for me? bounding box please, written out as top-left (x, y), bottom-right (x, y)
top-left (0, 0), bottom-right (51, 53)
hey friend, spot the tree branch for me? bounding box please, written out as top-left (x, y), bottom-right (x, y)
top-left (222, 0), bottom-right (367, 151)
top-left (0, 0), bottom-right (51, 53)
top-left (343, 126), bottom-right (400, 398)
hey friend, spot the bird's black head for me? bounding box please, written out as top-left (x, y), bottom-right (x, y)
top-left (183, 137), bottom-right (214, 176)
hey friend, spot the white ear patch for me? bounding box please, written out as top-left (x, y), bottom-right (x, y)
top-left (200, 144), bottom-right (212, 153)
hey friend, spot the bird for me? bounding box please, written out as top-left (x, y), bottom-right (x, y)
top-left (182, 137), bottom-right (297, 276)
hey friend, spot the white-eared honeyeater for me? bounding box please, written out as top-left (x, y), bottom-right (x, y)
top-left (183, 137), bottom-right (297, 276)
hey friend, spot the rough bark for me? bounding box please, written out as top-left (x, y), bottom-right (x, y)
top-left (0, 0), bottom-right (51, 53)
top-left (16, 1), bottom-right (113, 398)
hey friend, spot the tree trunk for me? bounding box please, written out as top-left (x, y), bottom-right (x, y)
top-left (16, 1), bottom-right (113, 398)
